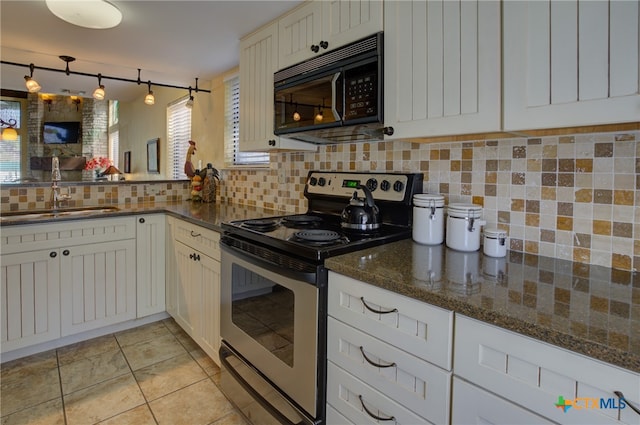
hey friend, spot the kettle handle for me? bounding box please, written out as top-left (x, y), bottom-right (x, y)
top-left (357, 184), bottom-right (376, 208)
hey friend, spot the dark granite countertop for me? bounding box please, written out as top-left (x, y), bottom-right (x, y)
top-left (0, 200), bottom-right (278, 230)
top-left (325, 239), bottom-right (640, 374)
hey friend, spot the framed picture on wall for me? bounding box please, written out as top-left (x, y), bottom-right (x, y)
top-left (147, 138), bottom-right (159, 173)
top-left (123, 151), bottom-right (131, 173)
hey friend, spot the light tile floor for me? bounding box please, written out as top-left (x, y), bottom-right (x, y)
top-left (0, 319), bottom-right (249, 425)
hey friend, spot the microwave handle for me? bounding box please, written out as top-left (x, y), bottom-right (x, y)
top-left (331, 72), bottom-right (341, 122)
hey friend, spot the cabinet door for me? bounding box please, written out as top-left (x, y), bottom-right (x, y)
top-left (503, 0), bottom-right (640, 130)
top-left (452, 378), bottom-right (554, 425)
top-left (136, 215), bottom-right (166, 318)
top-left (165, 216), bottom-right (178, 318)
top-left (240, 22), bottom-right (279, 152)
top-left (60, 240), bottom-right (137, 336)
top-left (1, 250), bottom-right (60, 352)
top-left (197, 253), bottom-right (221, 365)
top-left (322, 0), bottom-right (383, 52)
top-left (172, 240), bottom-right (200, 338)
top-left (384, 0), bottom-right (501, 139)
top-left (278, 1), bottom-right (323, 69)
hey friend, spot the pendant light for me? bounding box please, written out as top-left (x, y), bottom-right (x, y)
top-left (24, 63), bottom-right (41, 93)
top-left (314, 106), bottom-right (324, 123)
top-left (93, 74), bottom-right (105, 100)
top-left (293, 104), bottom-right (301, 121)
top-left (144, 81), bottom-right (155, 105)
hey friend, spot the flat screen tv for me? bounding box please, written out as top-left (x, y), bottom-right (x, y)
top-left (43, 121), bottom-right (81, 144)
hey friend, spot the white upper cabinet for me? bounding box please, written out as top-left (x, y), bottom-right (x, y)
top-left (278, 0), bottom-right (383, 70)
top-left (384, 0), bottom-right (501, 139)
top-left (239, 22), bottom-right (316, 152)
top-left (503, 0), bottom-right (640, 131)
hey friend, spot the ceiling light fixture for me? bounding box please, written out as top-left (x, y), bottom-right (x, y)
top-left (93, 73), bottom-right (105, 100)
top-left (185, 87), bottom-right (194, 109)
top-left (24, 63), bottom-right (41, 93)
top-left (45, 0), bottom-right (123, 29)
top-left (3, 60), bottom-right (211, 103)
top-left (144, 81), bottom-right (155, 105)
top-left (0, 118), bottom-right (18, 141)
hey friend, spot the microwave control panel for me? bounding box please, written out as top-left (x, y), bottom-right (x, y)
top-left (345, 72), bottom-right (377, 121)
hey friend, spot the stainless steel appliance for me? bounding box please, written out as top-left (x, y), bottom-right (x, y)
top-left (274, 33), bottom-right (392, 144)
top-left (219, 171), bottom-right (423, 425)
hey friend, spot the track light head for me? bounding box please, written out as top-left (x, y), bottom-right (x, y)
top-left (93, 74), bottom-right (105, 100)
top-left (24, 63), bottom-right (41, 93)
top-left (144, 81), bottom-right (155, 105)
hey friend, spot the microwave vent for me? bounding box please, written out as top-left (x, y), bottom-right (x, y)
top-left (275, 33), bottom-right (381, 83)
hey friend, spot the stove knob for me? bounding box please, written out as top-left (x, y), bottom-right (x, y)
top-left (309, 177), bottom-right (318, 186)
top-left (380, 180), bottom-right (390, 191)
top-left (393, 180), bottom-right (405, 192)
top-left (318, 177), bottom-right (327, 186)
top-left (366, 178), bottom-right (378, 192)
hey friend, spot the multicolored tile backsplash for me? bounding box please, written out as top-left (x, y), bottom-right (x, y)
top-left (222, 130), bottom-right (639, 272)
top-left (1, 130), bottom-right (638, 272)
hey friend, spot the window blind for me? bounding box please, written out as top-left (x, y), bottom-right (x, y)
top-left (0, 100), bottom-right (22, 182)
top-left (224, 75), bottom-right (269, 166)
top-left (167, 96), bottom-right (192, 179)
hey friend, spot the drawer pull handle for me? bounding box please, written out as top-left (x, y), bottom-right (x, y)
top-left (190, 231), bottom-right (201, 237)
top-left (358, 395), bottom-right (395, 422)
top-left (359, 346), bottom-right (396, 369)
top-left (614, 391), bottom-right (640, 416)
top-left (360, 297), bottom-right (398, 315)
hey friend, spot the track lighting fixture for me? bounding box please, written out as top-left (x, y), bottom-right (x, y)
top-left (185, 87), bottom-right (194, 109)
top-left (4, 59), bottom-right (210, 104)
top-left (144, 81), bottom-right (155, 105)
top-left (0, 118), bottom-right (18, 141)
top-left (93, 74), bottom-right (105, 100)
top-left (24, 63), bottom-right (41, 93)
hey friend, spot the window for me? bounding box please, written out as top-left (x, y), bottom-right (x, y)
top-left (0, 99), bottom-right (22, 182)
top-left (167, 96), bottom-right (192, 179)
top-left (108, 100), bottom-right (119, 168)
top-left (224, 75), bottom-right (269, 166)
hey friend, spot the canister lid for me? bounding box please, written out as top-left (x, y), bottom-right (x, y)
top-left (447, 203), bottom-right (483, 218)
top-left (413, 194), bottom-right (445, 207)
top-left (484, 227), bottom-right (507, 238)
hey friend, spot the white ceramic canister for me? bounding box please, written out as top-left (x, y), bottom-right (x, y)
top-left (412, 194), bottom-right (445, 245)
top-left (445, 203), bottom-right (486, 252)
top-left (483, 227), bottom-right (507, 257)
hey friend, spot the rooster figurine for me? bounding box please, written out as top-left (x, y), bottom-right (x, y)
top-left (184, 140), bottom-right (197, 178)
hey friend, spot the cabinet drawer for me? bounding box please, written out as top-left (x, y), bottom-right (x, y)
top-left (452, 377), bottom-right (554, 425)
top-left (328, 271), bottom-right (453, 370)
top-left (173, 219), bottom-right (220, 260)
top-left (326, 404), bottom-right (352, 425)
top-left (327, 362), bottom-right (432, 425)
top-left (455, 315), bottom-right (640, 425)
top-left (328, 317), bottom-right (450, 424)
top-left (1, 217), bottom-right (136, 254)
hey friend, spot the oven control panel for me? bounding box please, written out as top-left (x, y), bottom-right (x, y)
top-left (305, 171), bottom-right (421, 202)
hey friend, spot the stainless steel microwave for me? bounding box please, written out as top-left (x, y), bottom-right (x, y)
top-left (274, 32), bottom-right (388, 144)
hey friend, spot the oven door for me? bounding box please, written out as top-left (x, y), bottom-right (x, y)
top-left (220, 242), bottom-right (320, 422)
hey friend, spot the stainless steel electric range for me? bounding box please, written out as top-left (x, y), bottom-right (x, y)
top-left (219, 171), bottom-right (423, 425)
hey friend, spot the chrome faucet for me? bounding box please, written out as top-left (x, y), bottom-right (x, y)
top-left (50, 156), bottom-right (71, 210)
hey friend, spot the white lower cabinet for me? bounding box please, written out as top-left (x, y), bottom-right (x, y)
top-left (136, 214), bottom-right (166, 318)
top-left (327, 271), bottom-right (452, 424)
top-left (1, 249), bottom-right (61, 352)
top-left (0, 217), bottom-right (137, 353)
top-left (60, 239), bottom-right (137, 336)
top-left (167, 218), bottom-right (221, 365)
top-left (454, 315), bottom-right (640, 425)
top-left (452, 377), bottom-right (554, 425)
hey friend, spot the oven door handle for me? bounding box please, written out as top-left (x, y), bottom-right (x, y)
top-left (219, 345), bottom-right (307, 425)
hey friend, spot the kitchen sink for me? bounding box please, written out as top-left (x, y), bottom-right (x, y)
top-left (0, 206), bottom-right (120, 222)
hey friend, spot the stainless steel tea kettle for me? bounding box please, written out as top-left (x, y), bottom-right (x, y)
top-left (340, 185), bottom-right (381, 232)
